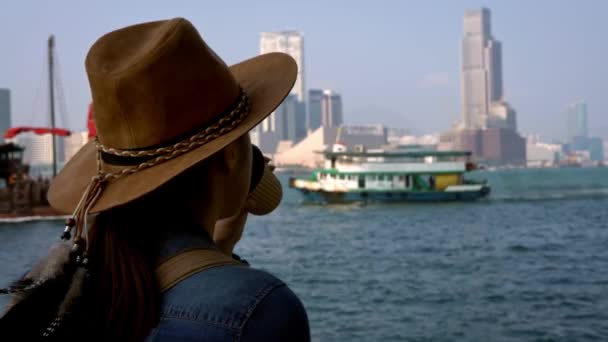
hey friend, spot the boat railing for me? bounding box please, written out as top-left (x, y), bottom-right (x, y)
top-left (333, 155), bottom-right (471, 165)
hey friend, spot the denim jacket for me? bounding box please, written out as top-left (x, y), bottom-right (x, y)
top-left (145, 231), bottom-right (310, 341)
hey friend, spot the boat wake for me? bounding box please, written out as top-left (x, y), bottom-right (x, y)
top-left (490, 187), bottom-right (608, 202)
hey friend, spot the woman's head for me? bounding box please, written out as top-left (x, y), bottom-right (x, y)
top-left (208, 133), bottom-right (253, 219)
top-left (11, 17), bottom-right (296, 341)
top-left (124, 133), bottom-right (253, 231)
top-left (48, 18), bottom-right (296, 217)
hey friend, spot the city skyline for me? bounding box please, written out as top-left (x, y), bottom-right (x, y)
top-left (0, 1), bottom-right (606, 141)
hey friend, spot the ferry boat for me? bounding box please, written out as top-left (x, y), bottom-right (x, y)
top-left (288, 145), bottom-right (490, 203)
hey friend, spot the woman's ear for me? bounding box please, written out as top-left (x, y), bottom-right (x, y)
top-left (216, 141), bottom-right (240, 174)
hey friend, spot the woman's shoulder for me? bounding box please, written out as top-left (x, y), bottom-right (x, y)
top-left (153, 264), bottom-right (308, 341)
top-left (163, 263), bottom-right (284, 307)
top-left (240, 276), bottom-right (310, 341)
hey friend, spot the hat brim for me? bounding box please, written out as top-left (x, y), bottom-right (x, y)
top-left (48, 52), bottom-right (296, 214)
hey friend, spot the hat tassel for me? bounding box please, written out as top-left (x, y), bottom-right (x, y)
top-left (61, 176), bottom-right (105, 259)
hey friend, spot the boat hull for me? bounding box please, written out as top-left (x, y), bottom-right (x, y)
top-left (294, 187), bottom-right (490, 204)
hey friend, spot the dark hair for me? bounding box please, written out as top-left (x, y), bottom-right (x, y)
top-left (84, 205), bottom-right (162, 340)
top-left (1, 159), bottom-right (215, 341)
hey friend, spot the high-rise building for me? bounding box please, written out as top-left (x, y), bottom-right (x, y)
top-left (564, 101), bottom-right (603, 162)
top-left (275, 95), bottom-right (306, 143)
top-left (452, 128), bottom-right (526, 165)
top-left (308, 89), bottom-right (345, 131)
top-left (308, 89), bottom-right (323, 132)
top-left (251, 95), bottom-right (306, 154)
top-left (0, 89), bottom-right (11, 143)
top-left (10, 132), bottom-right (64, 166)
top-left (258, 31), bottom-right (306, 145)
top-left (567, 101), bottom-right (588, 141)
top-left (461, 8), bottom-right (512, 130)
top-left (321, 90), bottom-right (343, 128)
top-left (64, 131), bottom-right (90, 163)
top-left (260, 31), bottom-right (305, 101)
top-left (453, 8), bottom-right (525, 165)
top-left (588, 137), bottom-right (604, 162)
top-left (488, 101), bottom-right (516, 131)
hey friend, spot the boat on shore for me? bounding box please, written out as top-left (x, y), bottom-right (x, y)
top-left (289, 144), bottom-right (490, 203)
top-left (0, 143), bottom-right (65, 220)
top-left (0, 36), bottom-right (71, 220)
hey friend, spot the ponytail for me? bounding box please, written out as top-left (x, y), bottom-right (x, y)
top-left (1, 162), bottom-right (212, 341)
top-left (0, 205), bottom-right (162, 341)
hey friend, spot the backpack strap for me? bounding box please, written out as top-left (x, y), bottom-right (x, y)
top-left (156, 248), bottom-right (243, 293)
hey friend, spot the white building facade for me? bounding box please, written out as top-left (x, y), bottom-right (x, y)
top-left (526, 135), bottom-right (562, 167)
top-left (255, 31), bottom-right (308, 154)
top-left (64, 131), bottom-right (90, 163)
top-left (9, 133), bottom-right (58, 166)
top-left (260, 31), bottom-right (305, 101)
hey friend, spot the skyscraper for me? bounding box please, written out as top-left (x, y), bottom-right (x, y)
top-left (64, 131), bottom-right (90, 163)
top-left (461, 8), bottom-right (511, 130)
top-left (565, 100), bottom-right (602, 161)
top-left (260, 31), bottom-right (305, 101)
top-left (10, 132), bottom-right (64, 166)
top-left (452, 8), bottom-right (525, 165)
top-left (0, 89), bottom-right (11, 143)
top-left (567, 101), bottom-right (588, 141)
top-left (321, 90), bottom-right (343, 128)
top-left (308, 89), bottom-right (323, 132)
top-left (275, 95), bottom-right (306, 143)
top-left (588, 137), bottom-right (604, 162)
top-left (258, 31), bottom-right (306, 144)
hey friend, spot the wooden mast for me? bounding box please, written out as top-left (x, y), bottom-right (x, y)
top-left (48, 35), bottom-right (57, 178)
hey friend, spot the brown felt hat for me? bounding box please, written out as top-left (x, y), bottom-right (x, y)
top-left (47, 18), bottom-right (295, 214)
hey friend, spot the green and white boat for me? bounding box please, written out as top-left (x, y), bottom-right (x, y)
top-left (289, 145), bottom-right (490, 203)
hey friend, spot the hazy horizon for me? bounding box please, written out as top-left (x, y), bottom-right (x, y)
top-left (0, 0), bottom-right (606, 142)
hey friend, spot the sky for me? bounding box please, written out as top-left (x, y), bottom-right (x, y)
top-left (0, 0), bottom-right (606, 142)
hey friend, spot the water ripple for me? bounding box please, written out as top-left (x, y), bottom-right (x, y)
top-left (2, 169), bottom-right (608, 341)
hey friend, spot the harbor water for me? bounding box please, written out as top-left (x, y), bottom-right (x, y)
top-left (1, 168), bottom-right (608, 341)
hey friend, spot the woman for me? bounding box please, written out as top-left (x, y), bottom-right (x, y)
top-left (0, 18), bottom-right (310, 341)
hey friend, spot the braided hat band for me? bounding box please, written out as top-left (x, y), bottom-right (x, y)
top-left (61, 89), bottom-right (252, 255)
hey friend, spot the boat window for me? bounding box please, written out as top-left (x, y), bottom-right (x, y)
top-left (405, 175), bottom-right (411, 187)
top-left (339, 174), bottom-right (345, 180)
top-left (378, 175), bottom-right (384, 181)
top-left (358, 176), bottom-right (365, 189)
top-left (387, 175), bottom-right (393, 181)
top-left (398, 175), bottom-right (404, 181)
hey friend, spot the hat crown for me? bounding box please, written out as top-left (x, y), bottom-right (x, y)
top-left (86, 18), bottom-right (240, 149)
